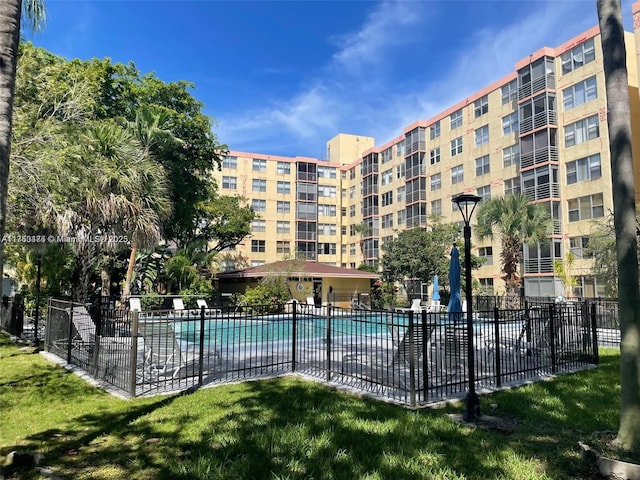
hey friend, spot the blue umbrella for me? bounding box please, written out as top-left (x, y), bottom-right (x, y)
top-left (447, 245), bottom-right (462, 322)
top-left (432, 275), bottom-right (440, 301)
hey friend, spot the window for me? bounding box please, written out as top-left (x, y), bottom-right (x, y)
top-left (252, 199), bottom-right (266, 212)
top-left (223, 156), bottom-right (237, 169)
top-left (276, 201), bottom-right (290, 213)
top-left (504, 177), bottom-right (521, 196)
top-left (381, 147), bottom-right (393, 164)
top-left (222, 176), bottom-right (237, 189)
top-left (350, 244), bottom-right (356, 255)
top-left (451, 137), bottom-right (463, 156)
top-left (475, 155), bottom-right (490, 176)
top-left (381, 169), bottom-right (393, 185)
top-left (396, 164), bottom-right (406, 179)
top-left (276, 221), bottom-right (290, 233)
top-left (341, 207), bottom-right (347, 217)
top-left (451, 165), bottom-right (464, 184)
top-left (318, 223), bottom-right (337, 235)
top-left (381, 191), bottom-right (393, 207)
top-left (431, 199), bottom-right (442, 215)
top-left (396, 186), bottom-right (405, 202)
top-left (381, 213), bottom-right (393, 229)
top-left (318, 185), bottom-right (337, 198)
top-left (474, 95), bottom-right (488, 117)
top-left (341, 226), bottom-right (347, 235)
top-left (501, 80), bottom-right (517, 104)
top-left (561, 38), bottom-right (595, 74)
top-left (397, 210), bottom-right (406, 226)
top-left (430, 173), bottom-right (441, 191)
top-left (276, 181), bottom-right (290, 194)
top-left (450, 109), bottom-right (463, 129)
top-left (252, 159), bottom-right (267, 172)
top-left (430, 147), bottom-right (441, 165)
top-left (570, 236), bottom-right (591, 258)
top-left (563, 76), bottom-right (597, 110)
top-left (277, 161), bottom-right (290, 174)
top-left (502, 112), bottom-right (518, 135)
top-left (317, 243), bottom-right (337, 255)
top-left (564, 115), bottom-right (599, 147)
top-left (251, 240), bottom-right (266, 252)
top-left (566, 154), bottom-right (601, 184)
top-left (317, 166), bottom-right (337, 179)
top-left (430, 120), bottom-right (441, 139)
top-left (252, 179), bottom-right (266, 192)
top-left (568, 193), bottom-right (604, 221)
top-left (479, 278), bottom-right (494, 294)
top-left (396, 140), bottom-right (405, 158)
top-left (318, 204), bottom-right (337, 216)
top-left (477, 185), bottom-right (491, 201)
top-left (475, 125), bottom-right (489, 146)
top-left (349, 205), bottom-right (356, 217)
top-left (251, 220), bottom-right (266, 232)
top-left (503, 145), bottom-right (520, 167)
top-left (479, 246), bottom-right (493, 265)
top-left (251, 260), bottom-right (265, 267)
top-left (276, 241), bottom-right (290, 254)
top-left (297, 182), bottom-right (316, 201)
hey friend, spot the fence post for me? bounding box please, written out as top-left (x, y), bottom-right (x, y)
top-left (590, 301), bottom-right (599, 365)
top-left (421, 310), bottom-right (428, 404)
top-left (493, 307), bottom-right (502, 388)
top-left (291, 302), bottom-right (297, 372)
top-left (67, 299), bottom-right (74, 364)
top-left (199, 306), bottom-right (206, 386)
top-left (129, 311), bottom-right (139, 398)
top-left (408, 311), bottom-right (416, 408)
top-left (549, 304), bottom-right (557, 374)
top-left (45, 298), bottom-right (52, 349)
top-left (326, 305), bottom-right (332, 382)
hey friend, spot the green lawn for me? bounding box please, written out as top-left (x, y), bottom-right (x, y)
top-left (0, 331), bottom-right (633, 479)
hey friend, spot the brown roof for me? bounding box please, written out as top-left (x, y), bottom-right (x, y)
top-left (215, 260), bottom-right (381, 280)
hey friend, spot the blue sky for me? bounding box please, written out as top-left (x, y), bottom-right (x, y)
top-left (25, 0), bottom-right (636, 160)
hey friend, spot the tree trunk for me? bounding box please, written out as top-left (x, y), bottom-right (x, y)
top-left (0, 0), bottom-right (22, 285)
top-left (122, 243), bottom-right (137, 300)
top-left (598, 0), bottom-right (640, 452)
top-left (100, 269), bottom-right (110, 297)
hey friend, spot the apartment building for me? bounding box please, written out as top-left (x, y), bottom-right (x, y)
top-left (214, 16), bottom-right (640, 299)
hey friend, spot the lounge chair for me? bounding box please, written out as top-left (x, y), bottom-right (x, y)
top-left (129, 298), bottom-right (142, 312)
top-left (196, 299), bottom-right (208, 309)
top-left (388, 318), bottom-right (436, 370)
top-left (69, 305), bottom-right (98, 346)
top-left (350, 299), bottom-right (371, 311)
top-left (173, 298), bottom-right (185, 311)
top-left (138, 319), bottom-right (220, 378)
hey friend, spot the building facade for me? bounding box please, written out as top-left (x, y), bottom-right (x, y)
top-left (214, 15), bottom-right (640, 299)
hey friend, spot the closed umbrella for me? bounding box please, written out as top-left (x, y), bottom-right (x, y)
top-left (447, 245), bottom-right (462, 322)
top-left (432, 275), bottom-right (440, 302)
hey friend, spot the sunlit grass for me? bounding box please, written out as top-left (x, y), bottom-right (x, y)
top-left (0, 332), bottom-right (632, 479)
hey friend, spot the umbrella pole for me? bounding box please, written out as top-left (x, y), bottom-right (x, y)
top-left (462, 224), bottom-right (481, 422)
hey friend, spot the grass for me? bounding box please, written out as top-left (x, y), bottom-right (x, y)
top-left (0, 331), bottom-right (635, 480)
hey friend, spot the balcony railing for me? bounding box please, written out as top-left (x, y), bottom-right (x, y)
top-left (524, 257), bottom-right (554, 274)
top-left (552, 219), bottom-right (562, 235)
top-left (406, 190), bottom-right (427, 203)
top-left (297, 172), bottom-right (317, 182)
top-left (406, 164), bottom-right (427, 180)
top-left (519, 110), bottom-right (557, 134)
top-left (520, 146), bottom-right (558, 169)
top-left (406, 215), bottom-right (428, 228)
top-left (361, 164), bottom-right (379, 176)
top-left (523, 182), bottom-right (560, 202)
top-left (518, 73), bottom-right (556, 101)
top-left (362, 206), bottom-right (379, 217)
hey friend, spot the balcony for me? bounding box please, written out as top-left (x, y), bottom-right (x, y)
top-left (520, 146), bottom-right (558, 169)
top-left (296, 232), bottom-right (317, 241)
top-left (362, 185), bottom-right (379, 197)
top-left (523, 182), bottom-right (560, 201)
top-left (297, 172), bottom-right (317, 182)
top-left (406, 190), bottom-right (427, 203)
top-left (518, 74), bottom-right (555, 100)
top-left (361, 164), bottom-right (379, 176)
top-left (519, 110), bottom-right (557, 134)
top-left (524, 257), bottom-right (554, 274)
top-left (552, 219), bottom-right (562, 235)
top-left (406, 215), bottom-right (428, 228)
top-left (406, 164), bottom-right (427, 180)
top-left (362, 206), bottom-right (379, 217)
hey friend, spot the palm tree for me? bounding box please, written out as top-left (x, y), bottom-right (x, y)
top-left (122, 105), bottom-right (181, 299)
top-left (597, 0), bottom-right (640, 452)
top-left (58, 122), bottom-right (171, 299)
top-left (475, 194), bottom-right (552, 308)
top-left (0, 0), bottom-right (45, 284)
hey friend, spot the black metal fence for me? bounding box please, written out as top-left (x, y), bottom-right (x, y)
top-left (43, 298), bottom-right (611, 406)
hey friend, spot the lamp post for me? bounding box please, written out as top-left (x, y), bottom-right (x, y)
top-left (452, 193), bottom-right (482, 422)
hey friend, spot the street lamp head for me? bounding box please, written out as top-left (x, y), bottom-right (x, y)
top-left (452, 194), bottom-right (482, 225)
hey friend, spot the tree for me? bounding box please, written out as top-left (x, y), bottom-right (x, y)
top-left (553, 250), bottom-right (578, 297)
top-left (122, 105), bottom-right (182, 299)
top-left (475, 194), bottom-right (552, 309)
top-left (0, 0), bottom-right (45, 286)
top-left (597, 0), bottom-right (640, 452)
top-left (380, 219), bottom-right (466, 296)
